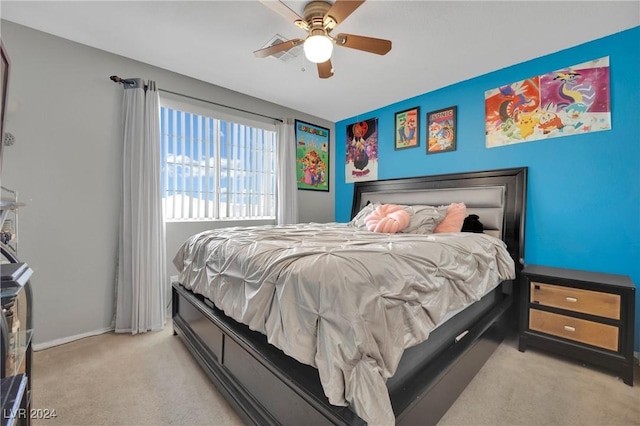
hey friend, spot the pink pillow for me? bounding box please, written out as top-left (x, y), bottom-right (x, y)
top-left (434, 203), bottom-right (467, 233)
top-left (365, 204), bottom-right (411, 233)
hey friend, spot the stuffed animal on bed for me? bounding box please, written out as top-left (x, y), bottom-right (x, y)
top-left (364, 204), bottom-right (410, 233)
top-left (461, 214), bottom-right (484, 233)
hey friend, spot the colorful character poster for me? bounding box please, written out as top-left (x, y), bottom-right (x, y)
top-left (395, 107), bottom-right (419, 149)
top-left (485, 57), bottom-right (611, 148)
top-left (295, 120), bottom-right (330, 191)
top-left (427, 106), bottom-right (457, 153)
top-left (345, 118), bottom-right (378, 183)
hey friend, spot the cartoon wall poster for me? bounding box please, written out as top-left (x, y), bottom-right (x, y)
top-left (426, 106), bottom-right (457, 153)
top-left (485, 57), bottom-right (611, 148)
top-left (485, 77), bottom-right (541, 146)
top-left (394, 107), bottom-right (420, 149)
top-left (345, 118), bottom-right (378, 183)
top-left (295, 120), bottom-right (330, 191)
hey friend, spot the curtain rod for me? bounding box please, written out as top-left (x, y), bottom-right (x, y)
top-left (109, 75), bottom-right (284, 123)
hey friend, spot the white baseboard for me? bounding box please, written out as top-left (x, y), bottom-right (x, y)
top-left (33, 327), bottom-right (114, 351)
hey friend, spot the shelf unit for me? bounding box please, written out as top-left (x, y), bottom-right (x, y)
top-left (1, 187), bottom-right (33, 426)
top-left (1, 186), bottom-right (23, 257)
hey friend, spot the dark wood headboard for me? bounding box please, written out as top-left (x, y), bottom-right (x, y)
top-left (351, 167), bottom-right (527, 267)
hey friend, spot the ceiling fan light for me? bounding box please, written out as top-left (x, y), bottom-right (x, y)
top-left (304, 35), bottom-right (333, 63)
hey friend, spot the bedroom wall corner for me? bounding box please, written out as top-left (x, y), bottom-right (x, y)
top-left (0, 20), bottom-right (335, 347)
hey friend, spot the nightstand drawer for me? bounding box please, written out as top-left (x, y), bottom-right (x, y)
top-left (529, 309), bottom-right (619, 351)
top-left (530, 282), bottom-right (620, 319)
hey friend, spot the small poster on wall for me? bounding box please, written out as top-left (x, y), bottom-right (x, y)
top-left (427, 106), bottom-right (457, 154)
top-left (295, 120), bottom-right (330, 191)
top-left (485, 56), bottom-right (611, 148)
top-left (345, 118), bottom-right (378, 183)
top-left (394, 107), bottom-right (420, 150)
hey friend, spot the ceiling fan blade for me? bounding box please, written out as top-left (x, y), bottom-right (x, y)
top-left (317, 59), bottom-right (334, 79)
top-left (335, 33), bottom-right (392, 55)
top-left (324, 0), bottom-right (365, 29)
top-left (253, 39), bottom-right (303, 58)
top-left (259, 0), bottom-right (305, 23)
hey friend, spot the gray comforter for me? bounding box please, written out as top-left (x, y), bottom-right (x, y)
top-left (173, 223), bottom-right (515, 425)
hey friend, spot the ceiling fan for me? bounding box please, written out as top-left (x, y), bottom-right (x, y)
top-left (254, 0), bottom-right (392, 79)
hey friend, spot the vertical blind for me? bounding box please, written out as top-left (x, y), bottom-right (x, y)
top-left (160, 105), bottom-right (277, 220)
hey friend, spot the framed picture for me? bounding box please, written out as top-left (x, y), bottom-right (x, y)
top-left (0, 39), bottom-right (10, 189)
top-left (295, 120), bottom-right (330, 191)
top-left (427, 106), bottom-right (457, 154)
top-left (394, 107), bottom-right (419, 150)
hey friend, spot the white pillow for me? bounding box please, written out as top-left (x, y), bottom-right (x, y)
top-left (400, 204), bottom-right (448, 234)
top-left (351, 202), bottom-right (447, 234)
top-left (349, 202), bottom-right (381, 228)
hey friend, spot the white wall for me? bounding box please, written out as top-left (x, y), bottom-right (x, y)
top-left (1, 21), bottom-right (334, 347)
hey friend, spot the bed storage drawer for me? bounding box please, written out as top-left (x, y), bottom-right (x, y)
top-left (172, 283), bottom-right (364, 426)
top-left (223, 338), bottom-right (332, 426)
top-left (528, 309), bottom-right (619, 351)
top-left (176, 293), bottom-right (224, 361)
top-left (530, 282), bottom-right (620, 319)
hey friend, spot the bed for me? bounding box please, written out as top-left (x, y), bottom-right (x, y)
top-left (171, 167), bottom-right (527, 425)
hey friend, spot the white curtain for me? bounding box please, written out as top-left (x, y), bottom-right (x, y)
top-left (114, 79), bottom-right (167, 334)
top-left (275, 118), bottom-right (298, 225)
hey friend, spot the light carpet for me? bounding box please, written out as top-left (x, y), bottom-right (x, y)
top-left (31, 326), bottom-right (639, 425)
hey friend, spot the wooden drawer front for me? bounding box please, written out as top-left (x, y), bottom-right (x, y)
top-left (530, 282), bottom-right (620, 319)
top-left (529, 309), bottom-right (619, 351)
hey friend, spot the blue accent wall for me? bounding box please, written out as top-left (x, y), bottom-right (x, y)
top-left (335, 27), bottom-right (640, 352)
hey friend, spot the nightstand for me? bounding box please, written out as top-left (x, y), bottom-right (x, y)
top-left (519, 265), bottom-right (635, 386)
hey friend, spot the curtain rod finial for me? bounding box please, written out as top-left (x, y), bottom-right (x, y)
top-left (110, 75), bottom-right (121, 83)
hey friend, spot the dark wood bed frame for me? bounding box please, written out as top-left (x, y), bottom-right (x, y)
top-left (172, 167), bottom-right (527, 425)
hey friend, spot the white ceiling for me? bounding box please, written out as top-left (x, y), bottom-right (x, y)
top-left (1, 1), bottom-right (638, 122)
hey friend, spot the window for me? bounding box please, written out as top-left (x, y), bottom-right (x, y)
top-left (160, 99), bottom-right (277, 221)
